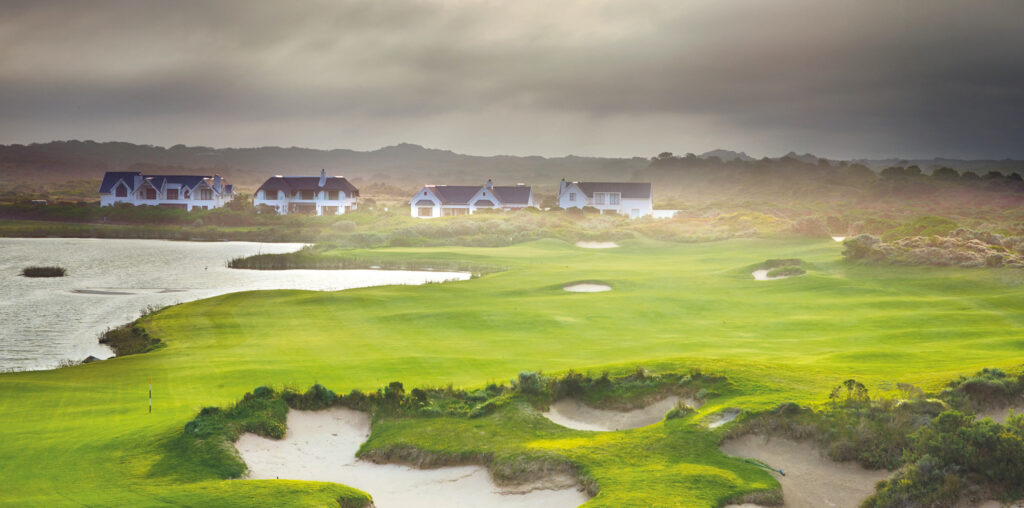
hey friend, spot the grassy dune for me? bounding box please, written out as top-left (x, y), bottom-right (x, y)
top-left (1, 238), bottom-right (1022, 506)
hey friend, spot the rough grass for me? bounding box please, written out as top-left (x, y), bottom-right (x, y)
top-left (1, 238), bottom-right (1023, 506)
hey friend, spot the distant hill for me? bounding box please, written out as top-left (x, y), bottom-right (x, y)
top-left (0, 140), bottom-right (648, 190)
top-left (699, 149), bottom-right (755, 162)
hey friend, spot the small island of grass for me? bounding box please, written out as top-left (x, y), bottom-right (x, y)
top-left (20, 266), bottom-right (67, 277)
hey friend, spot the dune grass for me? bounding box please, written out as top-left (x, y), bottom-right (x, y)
top-left (0, 237), bottom-right (1023, 506)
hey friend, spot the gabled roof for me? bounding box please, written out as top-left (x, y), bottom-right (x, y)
top-left (144, 175), bottom-right (210, 191)
top-left (98, 172), bottom-right (141, 194)
top-left (99, 171), bottom-right (229, 194)
top-left (426, 185), bottom-right (480, 205)
top-left (257, 176), bottom-right (359, 196)
top-left (491, 186), bottom-right (531, 205)
top-left (572, 182), bottom-right (652, 199)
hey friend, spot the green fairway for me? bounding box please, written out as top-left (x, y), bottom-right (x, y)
top-left (1, 237), bottom-right (1023, 506)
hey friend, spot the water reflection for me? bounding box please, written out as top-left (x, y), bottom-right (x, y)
top-left (0, 238), bottom-right (468, 371)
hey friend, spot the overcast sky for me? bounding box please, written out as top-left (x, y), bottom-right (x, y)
top-left (1, 0), bottom-right (1022, 159)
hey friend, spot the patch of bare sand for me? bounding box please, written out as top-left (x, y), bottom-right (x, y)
top-left (542, 396), bottom-right (688, 431)
top-left (235, 408), bottom-right (589, 508)
top-left (575, 241), bottom-right (619, 249)
top-left (720, 435), bottom-right (889, 508)
top-left (707, 408), bottom-right (741, 429)
top-left (832, 236), bottom-right (847, 242)
top-left (977, 404), bottom-right (1023, 424)
top-left (563, 283), bottom-right (611, 292)
top-left (976, 501), bottom-right (1024, 508)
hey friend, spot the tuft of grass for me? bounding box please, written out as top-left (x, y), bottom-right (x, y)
top-left (20, 266), bottom-right (66, 277)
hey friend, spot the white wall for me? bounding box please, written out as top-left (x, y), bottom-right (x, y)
top-left (410, 187), bottom-right (441, 218)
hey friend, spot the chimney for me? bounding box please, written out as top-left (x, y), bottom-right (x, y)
top-left (559, 178), bottom-right (566, 195)
top-left (214, 174), bottom-right (222, 192)
top-left (318, 169), bottom-right (327, 187)
top-left (486, 179), bottom-right (493, 189)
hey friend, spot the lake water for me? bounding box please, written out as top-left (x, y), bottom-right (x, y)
top-left (0, 238), bottom-right (469, 372)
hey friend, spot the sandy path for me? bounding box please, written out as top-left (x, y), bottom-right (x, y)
top-left (236, 408), bottom-right (589, 508)
top-left (563, 283), bottom-right (611, 292)
top-left (542, 396), bottom-right (682, 431)
top-left (575, 241), bottom-right (619, 249)
top-left (720, 435), bottom-right (889, 508)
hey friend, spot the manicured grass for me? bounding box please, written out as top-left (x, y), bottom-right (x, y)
top-left (1, 237), bottom-right (1022, 506)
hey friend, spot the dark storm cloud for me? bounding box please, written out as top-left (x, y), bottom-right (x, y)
top-left (1, 0), bottom-right (1022, 158)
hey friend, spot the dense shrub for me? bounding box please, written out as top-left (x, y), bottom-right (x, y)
top-left (282, 383), bottom-right (337, 410)
top-left (843, 230), bottom-right (1024, 268)
top-left (865, 411), bottom-right (1024, 507)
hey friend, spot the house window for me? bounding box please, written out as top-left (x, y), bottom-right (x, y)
top-left (594, 192), bottom-right (606, 205)
top-left (569, 192), bottom-right (576, 201)
top-left (327, 191), bottom-right (339, 200)
top-left (145, 188), bottom-right (156, 200)
top-left (115, 184), bottom-right (127, 197)
top-left (609, 193), bottom-right (620, 205)
top-left (166, 189), bottom-right (178, 200)
top-left (183, 189), bottom-right (190, 199)
top-left (200, 188), bottom-right (213, 200)
top-left (418, 206), bottom-right (433, 217)
top-left (299, 190), bottom-right (314, 200)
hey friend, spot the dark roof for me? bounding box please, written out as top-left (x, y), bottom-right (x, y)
top-left (257, 176), bottom-right (359, 196)
top-left (98, 172), bottom-right (140, 194)
top-left (427, 185), bottom-right (479, 205)
top-left (415, 199), bottom-right (435, 206)
top-left (99, 171), bottom-right (227, 194)
top-left (473, 199), bottom-right (495, 207)
top-left (574, 182), bottom-right (652, 199)
top-left (144, 175), bottom-right (209, 190)
top-left (491, 186), bottom-right (531, 205)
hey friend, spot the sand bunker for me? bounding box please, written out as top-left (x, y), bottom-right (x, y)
top-left (720, 435), bottom-right (889, 508)
top-left (235, 408), bottom-right (589, 508)
top-left (563, 283), bottom-right (611, 292)
top-left (751, 269), bottom-right (794, 281)
top-left (542, 396), bottom-right (686, 432)
top-left (575, 241), bottom-right (619, 249)
top-left (832, 236), bottom-right (847, 242)
top-left (706, 408), bottom-right (742, 429)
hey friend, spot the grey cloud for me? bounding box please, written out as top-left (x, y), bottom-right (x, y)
top-left (0, 0), bottom-right (1022, 158)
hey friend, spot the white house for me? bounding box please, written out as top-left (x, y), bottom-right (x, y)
top-left (557, 180), bottom-right (654, 218)
top-left (410, 180), bottom-right (536, 218)
top-left (253, 170), bottom-right (359, 215)
top-left (99, 171), bottom-right (234, 210)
